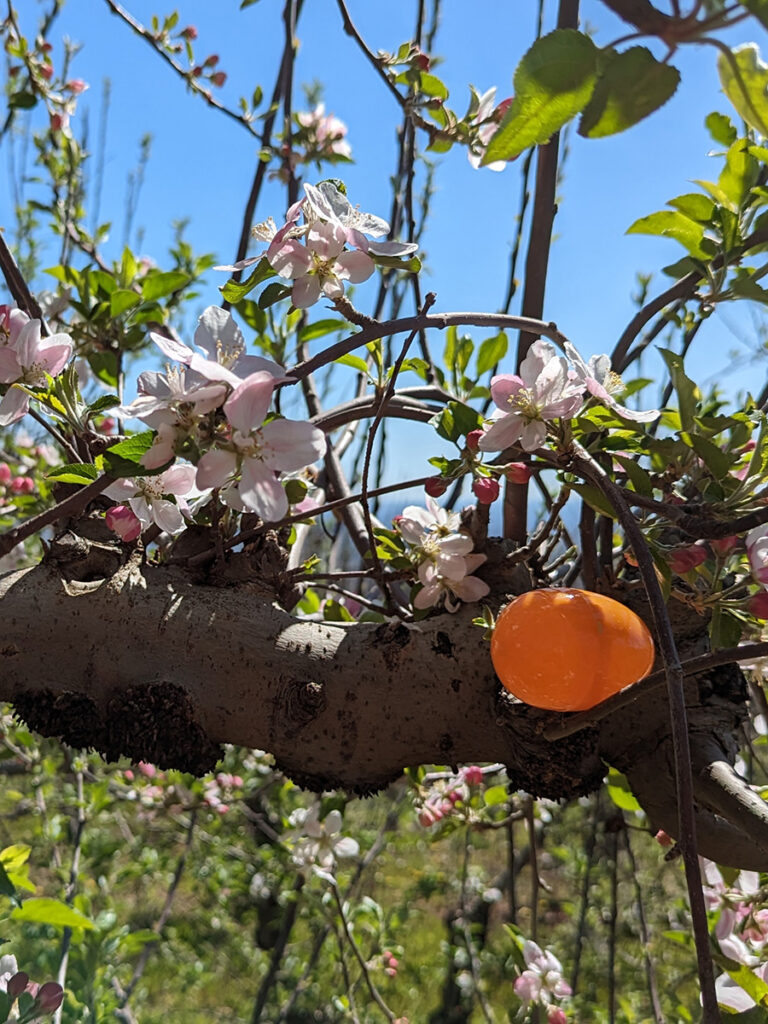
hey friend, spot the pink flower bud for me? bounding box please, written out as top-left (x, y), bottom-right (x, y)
top-left (418, 808), bottom-right (436, 827)
top-left (472, 477), bottom-right (500, 504)
top-left (385, 967), bottom-right (397, 977)
top-left (39, 63), bottom-right (54, 81)
top-left (424, 477), bottom-right (447, 498)
top-left (180, 25), bottom-right (198, 39)
top-left (123, 769), bottom-right (134, 782)
top-left (465, 429), bottom-right (483, 451)
top-left (749, 591), bottom-right (768, 619)
top-left (204, 54), bottom-right (220, 67)
top-left (99, 417), bottom-right (116, 434)
top-left (192, 66), bottom-right (203, 77)
top-left (138, 762), bottom-right (156, 779)
top-left (35, 982), bottom-right (64, 1013)
top-left (11, 476), bottom-right (34, 494)
top-left (505, 462), bottom-right (532, 485)
top-left (462, 765), bottom-right (484, 787)
top-left (654, 829), bottom-right (673, 847)
top-left (105, 505), bottom-right (142, 542)
top-left (232, 775), bottom-right (243, 787)
top-left (65, 79), bottom-right (87, 94)
top-left (413, 51), bottom-right (430, 71)
top-left (0, 463), bottom-right (12, 486)
top-left (547, 1010), bottom-right (567, 1024)
top-left (209, 71), bottom-right (227, 87)
top-left (711, 535), bottom-right (738, 556)
top-left (446, 789), bottom-right (462, 804)
top-left (495, 96), bottom-right (514, 120)
top-left (668, 544), bottom-right (707, 574)
top-left (50, 112), bottom-right (67, 132)
top-left (7, 972), bottom-right (29, 998)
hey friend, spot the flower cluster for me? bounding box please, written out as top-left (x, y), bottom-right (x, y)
top-left (394, 497), bottom-right (489, 612)
top-left (222, 181), bottom-right (417, 309)
top-left (202, 771), bottom-right (244, 815)
top-left (115, 305), bottom-right (325, 524)
top-left (0, 953), bottom-right (64, 1019)
top-left (0, 306), bottom-right (73, 426)
top-left (513, 940), bottom-right (572, 1022)
top-left (478, 339), bottom-right (658, 454)
top-left (416, 764), bottom-right (486, 827)
top-left (702, 859), bottom-right (768, 1011)
top-left (288, 804), bottom-right (359, 874)
top-left (271, 103), bottom-right (352, 180)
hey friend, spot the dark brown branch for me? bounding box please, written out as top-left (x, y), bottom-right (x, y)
top-left (0, 475), bottom-right (113, 558)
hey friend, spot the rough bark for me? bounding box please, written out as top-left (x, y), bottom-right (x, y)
top-left (1, 552), bottom-right (765, 868)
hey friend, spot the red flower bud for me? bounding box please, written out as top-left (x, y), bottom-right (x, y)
top-left (472, 477), bottom-right (500, 504)
top-left (180, 25), bottom-right (198, 39)
top-left (505, 462), bottom-right (531, 485)
top-left (7, 972), bottom-right (29, 998)
top-left (209, 71), bottom-right (227, 88)
top-left (424, 477), bottom-right (447, 498)
top-left (465, 429), bottom-right (483, 451)
top-left (749, 590), bottom-right (768, 619)
top-left (462, 765), bottom-right (484, 787)
top-left (35, 982), bottom-right (64, 1013)
top-left (668, 544), bottom-right (707, 574)
top-left (710, 535), bottom-right (738, 556)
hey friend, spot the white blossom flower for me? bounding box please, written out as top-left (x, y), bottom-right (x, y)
top-left (289, 805), bottom-right (359, 870)
top-left (104, 465), bottom-right (198, 535)
top-left (514, 941), bottom-right (572, 1009)
top-left (0, 313), bottom-right (73, 426)
top-left (0, 954), bottom-right (18, 993)
top-left (564, 342), bottom-right (659, 422)
top-left (478, 340), bottom-right (584, 453)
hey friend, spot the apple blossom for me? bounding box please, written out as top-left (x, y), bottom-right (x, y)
top-left (564, 342), bottom-right (660, 422)
top-left (396, 496), bottom-right (477, 580)
top-left (289, 804), bottom-right (359, 870)
top-left (424, 476), bottom-right (447, 497)
top-left (195, 371), bottom-right (326, 521)
top-left (302, 181), bottom-right (417, 258)
top-left (104, 465), bottom-right (198, 536)
top-left (0, 314), bottom-right (73, 426)
top-left (106, 505), bottom-right (143, 542)
top-left (478, 340), bottom-right (585, 453)
top-left (668, 543), bottom-right (708, 574)
top-left (467, 87), bottom-right (513, 172)
top-left (0, 954), bottom-right (18, 993)
top-left (296, 103), bottom-right (352, 160)
top-left (747, 525), bottom-right (768, 585)
top-left (414, 554), bottom-right (490, 612)
top-left (472, 477), bottom-right (500, 504)
top-left (514, 940), bottom-right (572, 1009)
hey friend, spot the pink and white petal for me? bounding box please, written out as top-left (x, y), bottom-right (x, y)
top-left (489, 374), bottom-right (524, 410)
top-left (333, 837), bottom-right (359, 858)
top-left (269, 239), bottom-right (313, 279)
top-left (150, 331), bottom-right (193, 364)
top-left (345, 228), bottom-right (370, 252)
top-left (127, 496), bottom-right (152, 530)
top-left (463, 553), bottom-right (488, 574)
top-left (239, 459), bottom-right (288, 521)
top-left (477, 413), bottom-right (525, 452)
top-left (435, 552), bottom-right (469, 581)
top-left (308, 222), bottom-right (346, 260)
top-left (13, 319), bottom-right (43, 367)
top-left (438, 534), bottom-right (474, 556)
top-left (334, 250), bottom-right (375, 284)
top-left (544, 393), bottom-right (585, 420)
top-left (196, 449), bottom-right (238, 490)
top-left (141, 426), bottom-right (178, 469)
top-left (0, 386), bottom-right (30, 426)
top-left (159, 464), bottom-right (197, 495)
top-left (189, 382), bottom-right (229, 415)
top-left (235, 354), bottom-right (288, 380)
top-left (519, 420), bottom-right (547, 452)
top-left (320, 274), bottom-right (345, 300)
top-left (292, 275), bottom-right (322, 309)
top-left (224, 372), bottom-right (275, 433)
top-left (0, 348), bottom-right (22, 382)
top-left (213, 256), bottom-right (261, 272)
top-left (188, 352), bottom-right (241, 387)
top-left (194, 306), bottom-right (243, 361)
top-left (519, 340), bottom-right (558, 386)
top-left (365, 239), bottom-right (419, 257)
top-left (715, 974), bottom-right (755, 1013)
top-left (38, 337), bottom-right (74, 376)
top-left (414, 580), bottom-right (442, 609)
top-left (603, 396), bottom-right (660, 422)
top-left (261, 419), bottom-right (326, 471)
top-left (105, 478), bottom-right (139, 502)
top-left (150, 498), bottom-right (184, 535)
top-left (451, 575), bottom-right (491, 603)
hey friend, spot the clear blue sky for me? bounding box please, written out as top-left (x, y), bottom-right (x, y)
top-left (3, 1), bottom-right (768, 497)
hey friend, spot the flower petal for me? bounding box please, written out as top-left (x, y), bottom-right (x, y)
top-left (261, 419), bottom-right (326, 471)
top-left (224, 372), bottom-right (275, 433)
top-left (196, 449), bottom-right (238, 490)
top-left (239, 459), bottom-right (288, 521)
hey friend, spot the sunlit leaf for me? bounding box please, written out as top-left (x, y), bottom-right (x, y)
top-left (717, 43), bottom-right (768, 138)
top-left (579, 47), bottom-right (680, 138)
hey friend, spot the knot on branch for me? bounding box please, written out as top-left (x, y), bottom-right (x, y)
top-left (276, 678), bottom-right (328, 731)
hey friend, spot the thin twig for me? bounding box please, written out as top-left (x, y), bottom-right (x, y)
top-left (53, 767), bottom-right (85, 1024)
top-left (250, 874), bottom-right (306, 1023)
top-left (330, 880), bottom-right (396, 1022)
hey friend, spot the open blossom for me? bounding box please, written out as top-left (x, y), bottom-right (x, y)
top-left (467, 87), bottom-right (513, 172)
top-left (0, 310), bottom-right (73, 425)
top-left (747, 525), bottom-right (768, 586)
top-left (104, 465), bottom-right (198, 536)
top-left (414, 554), bottom-right (489, 612)
top-left (270, 219), bottom-right (376, 309)
top-left (564, 342), bottom-right (659, 422)
top-left (289, 804), bottom-right (359, 870)
top-left (195, 371), bottom-right (326, 521)
top-left (295, 103), bottom-right (352, 160)
top-left (514, 941), bottom-right (572, 1009)
top-left (478, 341), bottom-right (584, 453)
top-left (396, 496), bottom-right (476, 579)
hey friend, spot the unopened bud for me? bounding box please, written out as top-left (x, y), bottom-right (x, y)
top-left (209, 71), bottom-right (227, 88)
top-left (424, 476), bottom-right (447, 498)
top-left (7, 972), bottom-right (29, 998)
top-left (180, 25), bottom-right (198, 39)
top-left (35, 982), bottom-right (64, 1013)
top-left (105, 505), bottom-right (142, 542)
top-left (462, 765), bottom-right (484, 787)
top-left (749, 590), bottom-right (768, 619)
top-left (668, 544), bottom-right (707, 574)
top-left (472, 477), bottom-right (500, 504)
top-left (465, 429), bottom-right (483, 451)
top-left (711, 535), bottom-right (738, 556)
top-left (505, 462), bottom-right (531, 485)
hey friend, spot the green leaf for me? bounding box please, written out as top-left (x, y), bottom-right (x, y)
top-left (613, 454), bottom-right (654, 496)
top-left (88, 394), bottom-right (121, 416)
top-left (335, 353), bottom-right (369, 374)
top-left (429, 401), bottom-right (482, 444)
top-left (102, 432), bottom-right (155, 477)
top-left (87, 351), bottom-right (120, 388)
top-left (666, 193), bottom-right (715, 223)
top-left (258, 282), bottom-right (292, 309)
top-left (705, 110), bottom-right (738, 147)
top-left (140, 271), bottom-right (189, 302)
top-left (483, 29), bottom-right (598, 163)
top-left (738, 0), bottom-right (768, 31)
top-left (626, 211), bottom-right (710, 259)
top-left (0, 860), bottom-right (15, 900)
top-left (717, 43), bottom-right (768, 138)
top-left (9, 91), bottom-right (36, 110)
top-left (570, 482), bottom-right (617, 519)
top-left (684, 432), bottom-right (734, 480)
top-left (298, 319), bottom-right (345, 342)
top-left (476, 332), bottom-right (508, 376)
top-left (606, 769), bottom-right (642, 812)
top-left (483, 785), bottom-right (508, 807)
top-left (110, 289), bottom-right (141, 318)
top-left (220, 260), bottom-right (276, 303)
top-left (719, 138), bottom-right (759, 209)
top-left (579, 47), bottom-right (680, 138)
top-left (47, 463), bottom-right (101, 485)
top-left (370, 254), bottom-right (421, 272)
top-left (12, 897), bottom-right (95, 931)
top-left (659, 349), bottom-right (700, 432)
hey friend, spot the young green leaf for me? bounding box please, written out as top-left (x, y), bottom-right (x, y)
top-left (717, 43), bottom-right (768, 138)
top-left (483, 29), bottom-right (598, 164)
top-left (626, 211), bottom-right (712, 260)
top-left (579, 47), bottom-right (680, 138)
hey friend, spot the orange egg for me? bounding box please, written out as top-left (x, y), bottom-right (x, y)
top-left (490, 588), bottom-right (655, 711)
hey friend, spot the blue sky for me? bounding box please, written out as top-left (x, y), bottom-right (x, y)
top-left (3, 1), bottom-right (768, 501)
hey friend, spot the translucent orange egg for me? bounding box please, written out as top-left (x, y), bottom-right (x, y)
top-left (490, 588), bottom-right (655, 712)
